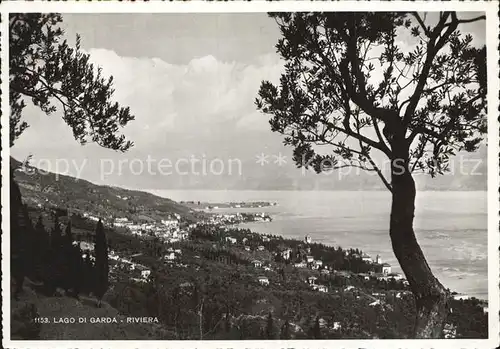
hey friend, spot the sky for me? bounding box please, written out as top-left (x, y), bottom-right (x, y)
top-left (10, 12), bottom-right (487, 190)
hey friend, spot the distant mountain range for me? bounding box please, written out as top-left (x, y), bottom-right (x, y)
top-left (107, 146), bottom-right (487, 192)
top-left (11, 144), bottom-right (486, 195)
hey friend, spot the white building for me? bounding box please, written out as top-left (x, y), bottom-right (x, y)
top-left (361, 253), bottom-right (372, 263)
top-left (388, 273), bottom-right (403, 281)
top-left (161, 219), bottom-right (178, 227)
top-left (280, 248), bottom-right (292, 260)
top-left (141, 270), bottom-right (151, 279)
top-left (306, 255), bottom-right (314, 263)
top-left (252, 260), bottom-right (263, 268)
top-left (257, 276), bottom-right (269, 286)
top-left (257, 245), bottom-right (265, 251)
top-left (77, 241), bottom-right (95, 251)
top-left (307, 276), bottom-right (317, 285)
top-left (317, 285), bottom-right (328, 293)
top-left (381, 263), bottom-right (391, 275)
top-left (443, 323), bottom-right (457, 339)
top-left (164, 252), bottom-right (176, 261)
top-left (312, 260), bottom-right (323, 270)
top-left (225, 236), bottom-right (237, 244)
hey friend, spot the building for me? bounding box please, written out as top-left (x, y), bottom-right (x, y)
top-left (225, 236), bottom-right (237, 244)
top-left (388, 272), bottom-right (403, 280)
top-left (305, 235), bottom-right (312, 244)
top-left (257, 245), bottom-right (265, 251)
top-left (262, 237), bottom-right (270, 242)
top-left (307, 276), bottom-right (317, 285)
top-left (242, 237), bottom-right (248, 244)
top-left (317, 285), bottom-right (328, 293)
top-left (320, 269), bottom-right (330, 275)
top-left (113, 217), bottom-right (129, 227)
top-left (164, 252), bottom-right (176, 261)
top-left (375, 254), bottom-right (382, 264)
top-left (252, 260), bottom-right (263, 268)
top-left (369, 300), bottom-right (381, 307)
top-left (358, 273), bottom-right (370, 280)
top-left (443, 323), bottom-right (457, 339)
top-left (294, 262), bottom-right (307, 268)
top-left (141, 269), bottom-right (151, 280)
top-left (77, 241), bottom-right (95, 252)
top-left (161, 218), bottom-right (178, 227)
top-left (257, 276), bottom-right (269, 286)
top-left (361, 253), bottom-right (372, 263)
top-left (280, 248), bottom-right (292, 260)
top-left (312, 260), bottom-right (323, 270)
top-left (381, 263), bottom-right (391, 275)
top-left (306, 255), bottom-right (314, 263)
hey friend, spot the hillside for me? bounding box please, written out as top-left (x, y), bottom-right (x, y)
top-left (12, 279), bottom-right (175, 340)
top-left (10, 157), bottom-right (203, 223)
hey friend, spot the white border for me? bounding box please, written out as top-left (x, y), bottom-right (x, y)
top-left (1, 1), bottom-right (499, 348)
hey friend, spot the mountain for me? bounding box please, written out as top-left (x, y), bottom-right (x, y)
top-left (11, 143), bottom-right (487, 196)
top-left (10, 157), bottom-right (202, 222)
top-left (106, 146), bottom-right (487, 192)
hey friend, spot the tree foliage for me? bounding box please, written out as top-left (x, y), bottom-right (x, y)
top-left (256, 11), bottom-right (487, 339)
top-left (9, 13), bottom-right (135, 151)
top-left (94, 219), bottom-right (109, 304)
top-left (256, 12), bottom-right (486, 186)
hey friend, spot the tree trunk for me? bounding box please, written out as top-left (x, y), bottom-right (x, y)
top-left (389, 157), bottom-right (450, 338)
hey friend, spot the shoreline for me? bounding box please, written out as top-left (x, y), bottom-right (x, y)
top-left (229, 220), bottom-right (489, 303)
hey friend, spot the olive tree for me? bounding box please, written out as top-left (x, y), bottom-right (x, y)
top-left (10, 13), bottom-right (134, 151)
top-left (9, 13), bottom-right (135, 298)
top-left (256, 12), bottom-right (486, 338)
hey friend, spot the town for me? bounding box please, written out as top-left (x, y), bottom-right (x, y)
top-left (69, 209), bottom-right (486, 340)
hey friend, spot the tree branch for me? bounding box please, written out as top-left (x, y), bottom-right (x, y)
top-left (402, 12), bottom-right (457, 128)
top-left (411, 13), bottom-right (432, 38)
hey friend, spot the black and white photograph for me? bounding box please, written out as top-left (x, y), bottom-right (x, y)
top-left (2, 1), bottom-right (499, 347)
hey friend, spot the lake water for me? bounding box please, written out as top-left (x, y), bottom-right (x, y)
top-left (151, 190), bottom-right (488, 300)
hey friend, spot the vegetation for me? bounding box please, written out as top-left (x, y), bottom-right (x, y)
top-left (8, 11), bottom-right (488, 341)
top-left (9, 13), bottom-right (134, 150)
top-left (256, 11), bottom-right (486, 338)
top-left (9, 12), bottom-right (136, 311)
top-left (94, 220), bottom-right (109, 307)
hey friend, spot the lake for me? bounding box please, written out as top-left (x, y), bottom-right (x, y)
top-left (151, 190), bottom-right (488, 300)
